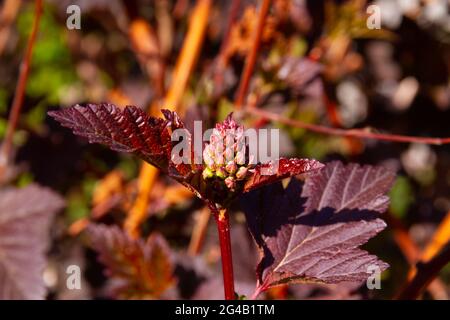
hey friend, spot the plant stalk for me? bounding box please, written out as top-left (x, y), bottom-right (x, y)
top-left (0, 0), bottom-right (42, 172)
top-left (234, 0), bottom-right (271, 109)
top-left (396, 241), bottom-right (450, 299)
top-left (211, 205), bottom-right (235, 300)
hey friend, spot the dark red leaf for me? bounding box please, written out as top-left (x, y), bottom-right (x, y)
top-left (243, 158), bottom-right (324, 193)
top-left (48, 104), bottom-right (189, 175)
top-left (0, 184), bottom-right (64, 299)
top-left (241, 161), bottom-right (395, 290)
top-left (86, 224), bottom-right (175, 299)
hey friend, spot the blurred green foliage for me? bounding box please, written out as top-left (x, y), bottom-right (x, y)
top-left (389, 176), bottom-right (414, 219)
top-left (67, 176), bottom-right (97, 223)
top-left (0, 88), bottom-right (9, 138)
top-left (17, 4), bottom-right (79, 105)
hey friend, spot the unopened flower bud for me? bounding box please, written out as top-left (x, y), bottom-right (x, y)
top-left (248, 154), bottom-right (256, 165)
top-left (210, 130), bottom-right (220, 144)
top-left (236, 166), bottom-right (248, 179)
top-left (224, 147), bottom-right (234, 162)
top-left (225, 161), bottom-right (237, 174)
top-left (225, 134), bottom-right (234, 147)
top-left (203, 148), bottom-right (215, 167)
top-left (216, 167), bottom-right (227, 179)
top-left (214, 144), bottom-right (225, 165)
top-left (235, 151), bottom-right (245, 165)
top-left (224, 176), bottom-right (236, 190)
top-left (202, 167), bottom-right (214, 180)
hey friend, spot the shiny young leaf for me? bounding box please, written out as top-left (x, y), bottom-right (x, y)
top-left (48, 103), bottom-right (189, 176)
top-left (241, 161), bottom-right (395, 292)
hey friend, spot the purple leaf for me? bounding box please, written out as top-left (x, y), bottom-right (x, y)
top-left (0, 184), bottom-right (64, 299)
top-left (86, 224), bottom-right (175, 299)
top-left (48, 104), bottom-right (189, 175)
top-left (243, 158), bottom-right (324, 193)
top-left (241, 161), bottom-right (395, 290)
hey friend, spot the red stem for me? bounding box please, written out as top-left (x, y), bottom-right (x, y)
top-left (0, 0), bottom-right (43, 169)
top-left (213, 0), bottom-right (241, 97)
top-left (246, 107), bottom-right (450, 145)
top-left (211, 205), bottom-right (235, 300)
top-left (217, 0), bottom-right (241, 64)
top-left (234, 0), bottom-right (271, 109)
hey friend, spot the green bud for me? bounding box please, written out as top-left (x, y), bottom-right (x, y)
top-left (216, 167), bottom-right (227, 179)
top-left (202, 167), bottom-right (214, 180)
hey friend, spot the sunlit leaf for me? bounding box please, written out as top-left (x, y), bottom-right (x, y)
top-left (242, 161), bottom-right (395, 289)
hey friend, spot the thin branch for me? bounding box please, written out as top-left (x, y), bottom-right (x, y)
top-left (128, 19), bottom-right (165, 99)
top-left (217, 0), bottom-right (241, 64)
top-left (396, 242), bottom-right (450, 300)
top-left (385, 212), bottom-right (420, 264)
top-left (234, 0), bottom-right (271, 109)
top-left (0, 0), bottom-right (42, 170)
top-left (385, 212), bottom-right (448, 299)
top-left (213, 0), bottom-right (241, 98)
top-left (0, 0), bottom-right (22, 55)
top-left (245, 107), bottom-right (450, 145)
top-left (400, 210), bottom-right (450, 299)
top-left (188, 206), bottom-right (211, 255)
top-left (127, 0), bottom-right (211, 238)
top-left (420, 210), bottom-right (450, 262)
top-left (124, 164), bottom-right (158, 238)
top-left (164, 0), bottom-right (211, 112)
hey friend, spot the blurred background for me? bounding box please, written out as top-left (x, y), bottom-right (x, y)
top-left (0, 0), bottom-right (449, 300)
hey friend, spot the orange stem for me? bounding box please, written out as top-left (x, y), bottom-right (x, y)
top-left (126, 0), bottom-right (211, 238)
top-left (385, 212), bottom-right (448, 299)
top-left (188, 206), bottom-right (211, 255)
top-left (396, 242), bottom-right (450, 300)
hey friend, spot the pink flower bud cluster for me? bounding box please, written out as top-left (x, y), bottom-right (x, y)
top-left (202, 116), bottom-right (250, 191)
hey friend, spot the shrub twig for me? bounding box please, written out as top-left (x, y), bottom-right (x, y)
top-left (234, 0), bottom-right (271, 109)
top-left (0, 0), bottom-right (42, 172)
top-left (397, 241), bottom-right (450, 299)
top-left (246, 107), bottom-right (450, 145)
